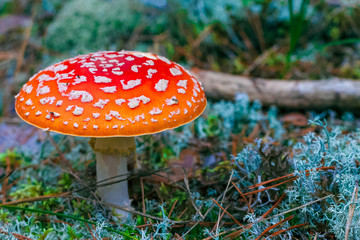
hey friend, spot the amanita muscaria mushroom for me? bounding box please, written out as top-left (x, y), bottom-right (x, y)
top-left (14, 51), bottom-right (207, 216)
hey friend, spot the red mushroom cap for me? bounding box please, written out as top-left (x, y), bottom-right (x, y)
top-left (15, 51), bottom-right (207, 137)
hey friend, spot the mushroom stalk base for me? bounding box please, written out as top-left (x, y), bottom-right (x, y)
top-left (90, 137), bottom-right (136, 218)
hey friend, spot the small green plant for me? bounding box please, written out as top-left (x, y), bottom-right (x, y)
top-left (0, 210), bottom-right (10, 224)
top-left (10, 179), bottom-right (44, 200)
top-left (287, 0), bottom-right (310, 64)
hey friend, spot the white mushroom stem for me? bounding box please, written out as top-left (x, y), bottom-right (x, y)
top-left (90, 137), bottom-right (136, 217)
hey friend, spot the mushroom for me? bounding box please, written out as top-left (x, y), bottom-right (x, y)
top-left (14, 51), bottom-right (207, 216)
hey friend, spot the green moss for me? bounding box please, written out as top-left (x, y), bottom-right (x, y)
top-left (45, 0), bottom-right (143, 53)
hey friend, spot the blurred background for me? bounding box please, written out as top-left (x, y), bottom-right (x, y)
top-left (1, 0), bottom-right (360, 117)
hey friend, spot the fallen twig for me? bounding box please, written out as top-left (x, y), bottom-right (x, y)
top-left (194, 69), bottom-right (360, 110)
top-left (244, 177), bottom-right (297, 196)
top-left (268, 223), bottom-right (308, 238)
top-left (345, 182), bottom-right (358, 240)
top-left (248, 166), bottom-right (335, 189)
top-left (210, 198), bottom-right (243, 227)
top-left (231, 181), bottom-right (254, 213)
top-left (255, 215), bottom-right (294, 240)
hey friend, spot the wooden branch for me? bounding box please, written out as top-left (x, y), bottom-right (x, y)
top-left (194, 69), bottom-right (360, 110)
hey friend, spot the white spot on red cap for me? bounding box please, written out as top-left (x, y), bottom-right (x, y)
top-left (94, 56), bottom-right (105, 61)
top-left (83, 118), bottom-right (91, 122)
top-left (132, 52), bottom-right (156, 59)
top-left (54, 64), bottom-right (68, 72)
top-left (93, 99), bottom-right (109, 108)
top-left (131, 65), bottom-right (141, 72)
top-left (73, 106), bottom-right (84, 116)
top-left (134, 114), bottom-right (145, 122)
top-left (120, 79), bottom-right (141, 90)
top-left (74, 123), bottom-right (79, 128)
top-left (25, 112), bottom-right (30, 116)
top-left (109, 110), bottom-right (123, 120)
top-left (155, 79), bottom-right (169, 92)
top-left (128, 95), bottom-right (150, 109)
top-left (105, 114), bottom-right (112, 120)
top-left (73, 75), bottom-right (87, 85)
top-left (194, 85), bottom-right (201, 93)
top-left (94, 76), bottom-right (112, 83)
top-left (143, 60), bottom-right (155, 66)
top-left (100, 86), bottom-right (117, 93)
top-left (170, 67), bottom-right (182, 76)
top-left (192, 78), bottom-right (201, 92)
top-left (80, 62), bottom-right (95, 68)
top-left (146, 69), bottom-right (157, 78)
top-left (115, 99), bottom-right (126, 106)
top-left (23, 84), bottom-right (33, 94)
top-left (113, 125), bottom-right (118, 129)
top-left (105, 110), bottom-right (123, 121)
top-left (165, 96), bottom-right (178, 106)
top-left (35, 110), bottom-right (42, 116)
top-left (69, 90), bottom-right (94, 103)
top-left (93, 113), bottom-right (100, 118)
top-left (104, 54), bottom-right (118, 58)
top-left (63, 121), bottom-right (68, 125)
top-left (37, 86), bottom-right (50, 95)
top-left (89, 68), bottom-right (97, 74)
top-left (66, 105), bottom-right (74, 111)
top-left (25, 99), bottom-right (33, 106)
top-left (168, 109), bottom-right (180, 118)
top-left (177, 80), bottom-right (187, 88)
top-left (40, 97), bottom-right (56, 105)
top-left (125, 56), bottom-right (135, 61)
top-left (38, 74), bottom-right (51, 81)
top-left (187, 100), bottom-right (192, 107)
top-left (149, 107), bottom-right (162, 115)
top-left (56, 100), bottom-right (63, 106)
top-left (57, 82), bottom-right (69, 92)
top-left (112, 68), bottom-right (123, 75)
top-left (93, 125), bottom-right (99, 130)
top-left (150, 118), bottom-right (158, 122)
top-left (178, 88), bottom-right (186, 94)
